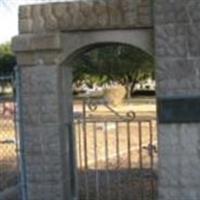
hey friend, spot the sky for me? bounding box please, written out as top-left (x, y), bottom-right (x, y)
top-left (0, 0), bottom-right (73, 44)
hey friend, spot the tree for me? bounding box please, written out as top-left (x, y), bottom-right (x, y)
top-left (0, 42), bottom-right (16, 94)
top-left (0, 42), bottom-right (16, 76)
top-left (71, 44), bottom-right (154, 98)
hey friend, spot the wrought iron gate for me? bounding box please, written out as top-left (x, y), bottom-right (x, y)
top-left (0, 73), bottom-right (20, 199)
top-left (74, 99), bottom-right (158, 200)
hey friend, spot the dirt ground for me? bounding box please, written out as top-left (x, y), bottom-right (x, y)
top-left (74, 99), bottom-right (157, 168)
top-left (75, 120), bottom-right (157, 169)
top-left (0, 115), bottom-right (19, 192)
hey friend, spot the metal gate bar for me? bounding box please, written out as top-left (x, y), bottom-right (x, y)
top-left (74, 100), bottom-right (158, 200)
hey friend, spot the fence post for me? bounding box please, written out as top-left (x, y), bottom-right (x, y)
top-left (15, 66), bottom-right (28, 200)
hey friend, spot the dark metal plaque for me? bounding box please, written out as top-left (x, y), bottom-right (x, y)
top-left (157, 97), bottom-right (200, 123)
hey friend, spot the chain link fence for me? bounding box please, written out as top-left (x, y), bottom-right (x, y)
top-left (0, 73), bottom-right (20, 199)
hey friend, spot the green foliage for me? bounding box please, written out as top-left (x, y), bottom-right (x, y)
top-left (72, 52), bottom-right (110, 87)
top-left (0, 42), bottom-right (16, 76)
top-left (0, 42), bottom-right (16, 96)
top-left (71, 44), bottom-right (154, 97)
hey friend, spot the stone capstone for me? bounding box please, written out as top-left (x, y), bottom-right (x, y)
top-left (18, 0), bottom-right (153, 34)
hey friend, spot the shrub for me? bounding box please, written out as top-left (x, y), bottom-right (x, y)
top-left (104, 85), bottom-right (126, 106)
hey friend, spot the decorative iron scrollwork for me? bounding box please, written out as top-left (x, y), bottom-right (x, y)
top-left (84, 98), bottom-right (136, 120)
top-left (87, 100), bottom-right (98, 111)
top-left (126, 111), bottom-right (136, 120)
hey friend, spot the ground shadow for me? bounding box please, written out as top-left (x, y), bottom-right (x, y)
top-left (77, 167), bottom-right (158, 200)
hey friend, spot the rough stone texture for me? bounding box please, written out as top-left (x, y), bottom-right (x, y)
top-left (13, 1), bottom-right (154, 200)
top-left (12, 34), bottom-right (61, 66)
top-left (19, 65), bottom-right (73, 200)
top-left (13, 0), bottom-right (200, 199)
top-left (18, 0), bottom-right (152, 34)
top-left (61, 29), bottom-right (153, 61)
top-left (12, 29), bottom-right (153, 66)
top-left (158, 124), bottom-right (200, 200)
top-left (20, 66), bottom-right (60, 125)
top-left (12, 33), bottom-right (61, 52)
top-left (156, 58), bottom-right (200, 96)
top-left (155, 0), bottom-right (200, 200)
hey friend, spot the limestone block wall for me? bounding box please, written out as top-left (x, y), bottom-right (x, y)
top-left (12, 0), bottom-right (155, 199)
top-left (18, 65), bottom-right (74, 200)
top-left (12, 13), bottom-right (153, 200)
top-left (155, 1), bottom-right (200, 200)
top-left (12, 0), bottom-right (200, 199)
top-left (18, 0), bottom-right (153, 34)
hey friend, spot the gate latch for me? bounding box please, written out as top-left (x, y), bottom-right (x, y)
top-left (143, 144), bottom-right (157, 155)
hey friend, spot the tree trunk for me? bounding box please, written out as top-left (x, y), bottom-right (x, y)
top-left (125, 81), bottom-right (136, 99)
top-left (125, 84), bottom-right (132, 99)
top-left (130, 82), bottom-right (136, 95)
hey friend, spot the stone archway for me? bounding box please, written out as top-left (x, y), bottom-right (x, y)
top-left (12, 0), bottom-right (200, 200)
top-left (61, 41), bottom-right (154, 200)
top-left (12, 31), bottom-right (153, 200)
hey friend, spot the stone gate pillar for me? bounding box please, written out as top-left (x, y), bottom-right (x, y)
top-left (12, 34), bottom-right (74, 200)
top-left (155, 1), bottom-right (200, 200)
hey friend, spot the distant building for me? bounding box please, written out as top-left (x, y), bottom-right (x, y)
top-left (135, 78), bottom-right (155, 90)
